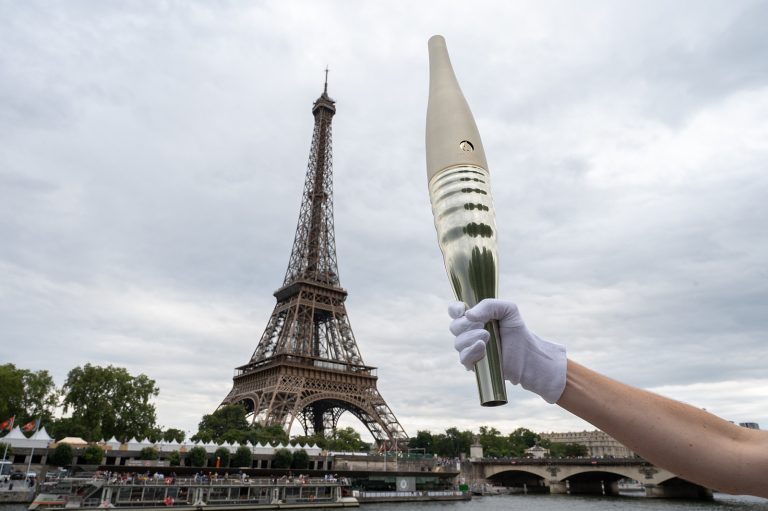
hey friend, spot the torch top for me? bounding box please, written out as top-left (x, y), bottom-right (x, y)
top-left (426, 35), bottom-right (488, 182)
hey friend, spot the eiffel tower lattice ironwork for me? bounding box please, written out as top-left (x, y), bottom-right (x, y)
top-left (221, 79), bottom-right (408, 447)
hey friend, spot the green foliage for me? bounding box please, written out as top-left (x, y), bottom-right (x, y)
top-left (214, 447), bottom-right (230, 467)
top-left (272, 448), bottom-right (293, 468)
top-left (145, 427), bottom-right (163, 443)
top-left (140, 447), bottom-right (159, 460)
top-left (407, 431), bottom-right (434, 453)
top-left (549, 442), bottom-right (588, 458)
top-left (405, 427), bottom-right (542, 458)
top-left (163, 429), bottom-right (185, 443)
top-left (188, 446), bottom-right (207, 467)
top-left (194, 405), bottom-right (248, 443)
top-left (292, 433), bottom-right (326, 449)
top-left (247, 424), bottom-right (289, 446)
top-left (325, 427), bottom-right (368, 452)
top-left (433, 427), bottom-right (474, 458)
top-left (507, 427), bottom-right (539, 457)
top-left (231, 446), bottom-right (253, 468)
top-left (49, 417), bottom-right (90, 441)
top-left (168, 451), bottom-right (181, 466)
top-left (49, 443), bottom-right (74, 466)
top-left (0, 364), bottom-right (23, 421)
top-left (291, 449), bottom-right (309, 469)
top-left (0, 364), bottom-right (59, 426)
top-left (192, 405), bottom-right (289, 447)
top-left (61, 364), bottom-right (159, 442)
top-left (479, 426), bottom-right (508, 457)
top-left (83, 444), bottom-right (105, 465)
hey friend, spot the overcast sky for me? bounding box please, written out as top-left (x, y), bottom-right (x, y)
top-left (2, 1), bottom-right (767, 442)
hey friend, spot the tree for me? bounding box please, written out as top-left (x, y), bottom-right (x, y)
top-left (0, 364), bottom-right (59, 426)
top-left (231, 446), bottom-right (253, 468)
top-left (188, 446), bottom-right (207, 467)
top-left (163, 428), bottom-right (186, 443)
top-left (291, 449), bottom-right (310, 469)
top-left (214, 447), bottom-right (230, 467)
top-left (479, 426), bottom-right (509, 457)
top-left (84, 445), bottom-right (105, 465)
top-left (326, 427), bottom-right (367, 452)
top-left (434, 428), bottom-right (473, 458)
top-left (0, 364), bottom-right (24, 421)
top-left (272, 448), bottom-right (293, 468)
top-left (193, 405), bottom-right (248, 443)
top-left (544, 441), bottom-right (588, 458)
top-left (246, 424), bottom-right (289, 446)
top-left (61, 364), bottom-right (159, 441)
top-left (508, 428), bottom-right (539, 457)
top-left (168, 451), bottom-right (181, 466)
top-left (21, 369), bottom-right (60, 425)
top-left (408, 431), bottom-right (434, 454)
top-left (49, 443), bottom-right (74, 466)
top-left (140, 447), bottom-right (159, 460)
top-left (292, 433), bottom-right (326, 449)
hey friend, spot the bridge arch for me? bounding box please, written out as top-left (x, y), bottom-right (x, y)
top-left (477, 459), bottom-right (712, 498)
top-left (487, 469), bottom-right (548, 493)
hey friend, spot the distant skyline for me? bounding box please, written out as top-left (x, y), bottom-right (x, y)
top-left (1, 1), bottom-right (767, 442)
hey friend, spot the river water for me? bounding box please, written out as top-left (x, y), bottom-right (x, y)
top-left (4, 494), bottom-right (768, 511)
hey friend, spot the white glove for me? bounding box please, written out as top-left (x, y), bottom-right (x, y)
top-left (449, 299), bottom-right (567, 404)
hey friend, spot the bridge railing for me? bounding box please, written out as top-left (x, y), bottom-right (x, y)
top-left (476, 457), bottom-right (648, 466)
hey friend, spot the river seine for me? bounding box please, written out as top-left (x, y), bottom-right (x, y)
top-left (5, 494), bottom-right (768, 511)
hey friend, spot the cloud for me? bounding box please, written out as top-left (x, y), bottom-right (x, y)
top-left (2, 1), bottom-right (767, 440)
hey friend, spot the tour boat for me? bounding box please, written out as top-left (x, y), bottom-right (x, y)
top-left (29, 474), bottom-right (359, 510)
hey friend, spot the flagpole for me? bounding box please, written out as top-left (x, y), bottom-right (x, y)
top-left (25, 447), bottom-right (34, 482)
top-left (24, 418), bottom-right (41, 481)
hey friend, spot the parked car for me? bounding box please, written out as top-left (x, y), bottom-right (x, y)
top-left (10, 471), bottom-right (25, 480)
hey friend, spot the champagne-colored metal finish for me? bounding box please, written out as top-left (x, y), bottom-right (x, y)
top-left (426, 35), bottom-right (488, 182)
top-left (426, 37), bottom-right (507, 406)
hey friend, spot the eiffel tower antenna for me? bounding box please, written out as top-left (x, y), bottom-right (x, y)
top-left (221, 80), bottom-right (408, 448)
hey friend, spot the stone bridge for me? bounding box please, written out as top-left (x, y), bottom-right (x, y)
top-left (463, 458), bottom-right (712, 499)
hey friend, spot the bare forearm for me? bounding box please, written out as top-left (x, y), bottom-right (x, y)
top-left (557, 360), bottom-right (768, 497)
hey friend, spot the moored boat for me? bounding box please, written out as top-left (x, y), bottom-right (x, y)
top-left (29, 474), bottom-right (358, 510)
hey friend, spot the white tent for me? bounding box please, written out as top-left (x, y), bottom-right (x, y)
top-left (0, 426), bottom-right (46, 448)
top-left (126, 437), bottom-right (143, 451)
top-left (161, 439), bottom-right (180, 453)
top-left (253, 442), bottom-right (274, 455)
top-left (31, 427), bottom-right (53, 448)
top-left (104, 436), bottom-right (122, 450)
top-left (57, 436), bottom-right (88, 447)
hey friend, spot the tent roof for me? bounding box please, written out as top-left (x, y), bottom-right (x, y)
top-left (3, 426), bottom-right (27, 439)
top-left (31, 427), bottom-right (53, 441)
top-left (58, 437), bottom-right (88, 446)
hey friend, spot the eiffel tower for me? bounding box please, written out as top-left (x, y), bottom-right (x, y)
top-left (221, 77), bottom-right (408, 448)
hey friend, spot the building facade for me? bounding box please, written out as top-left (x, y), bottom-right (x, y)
top-left (539, 430), bottom-right (636, 458)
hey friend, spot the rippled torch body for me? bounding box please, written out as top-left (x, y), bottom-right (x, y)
top-left (426, 35), bottom-right (507, 406)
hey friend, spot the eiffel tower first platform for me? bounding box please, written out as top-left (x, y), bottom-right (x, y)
top-left (221, 79), bottom-right (408, 448)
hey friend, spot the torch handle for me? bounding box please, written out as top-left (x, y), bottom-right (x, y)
top-left (475, 318), bottom-right (507, 406)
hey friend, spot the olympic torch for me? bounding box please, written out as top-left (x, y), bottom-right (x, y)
top-left (426, 35), bottom-right (507, 406)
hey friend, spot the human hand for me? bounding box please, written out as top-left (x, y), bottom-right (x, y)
top-left (449, 299), bottom-right (567, 404)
